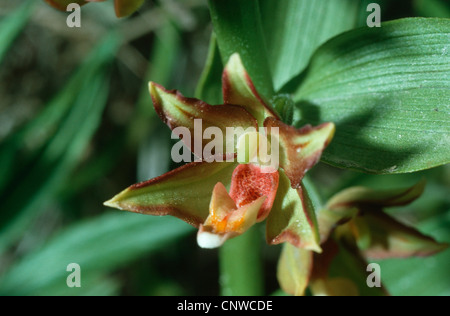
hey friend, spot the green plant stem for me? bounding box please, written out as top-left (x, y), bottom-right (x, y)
top-left (219, 225), bottom-right (264, 296)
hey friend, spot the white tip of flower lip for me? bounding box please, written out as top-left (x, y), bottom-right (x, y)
top-left (197, 231), bottom-right (225, 249)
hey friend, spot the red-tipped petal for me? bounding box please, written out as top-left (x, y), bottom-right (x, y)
top-left (264, 117), bottom-right (335, 189)
top-left (319, 180), bottom-right (426, 244)
top-left (359, 212), bottom-right (448, 259)
top-left (104, 159), bottom-right (238, 228)
top-left (150, 82), bottom-right (258, 158)
top-left (223, 54), bottom-right (279, 126)
top-left (266, 171), bottom-right (321, 253)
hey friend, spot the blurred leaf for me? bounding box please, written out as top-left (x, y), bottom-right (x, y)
top-left (324, 241), bottom-right (386, 296)
top-left (0, 0), bottom-right (35, 64)
top-left (195, 33), bottom-right (223, 105)
top-left (294, 18), bottom-right (450, 174)
top-left (0, 212), bottom-right (193, 295)
top-left (44, 0), bottom-right (88, 11)
top-left (0, 34), bottom-right (119, 252)
top-left (129, 21), bottom-right (181, 147)
top-left (260, 0), bottom-right (362, 91)
top-left (414, 0), bottom-right (450, 18)
top-left (208, 0), bottom-right (274, 98)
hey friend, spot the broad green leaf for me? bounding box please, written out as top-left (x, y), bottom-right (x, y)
top-left (0, 0), bottom-right (35, 64)
top-left (260, 0), bottom-right (362, 91)
top-left (294, 18), bottom-right (450, 174)
top-left (266, 170), bottom-right (321, 252)
top-left (277, 243), bottom-right (313, 296)
top-left (104, 160), bottom-right (239, 227)
top-left (208, 0), bottom-right (274, 99)
top-left (0, 212), bottom-right (192, 295)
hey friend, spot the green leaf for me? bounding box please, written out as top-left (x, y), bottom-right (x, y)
top-left (104, 160), bottom-right (239, 228)
top-left (414, 0), bottom-right (450, 18)
top-left (195, 33), bottom-right (223, 105)
top-left (208, 0), bottom-right (274, 98)
top-left (294, 18), bottom-right (450, 174)
top-left (0, 212), bottom-right (192, 295)
top-left (0, 34), bottom-right (119, 252)
top-left (0, 0), bottom-right (35, 64)
top-left (260, 0), bottom-right (362, 91)
top-left (266, 170), bottom-right (321, 252)
top-left (44, 0), bottom-right (88, 11)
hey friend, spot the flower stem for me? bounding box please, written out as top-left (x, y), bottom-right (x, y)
top-left (219, 225), bottom-right (264, 296)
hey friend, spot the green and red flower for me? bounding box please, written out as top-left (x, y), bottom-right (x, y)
top-left (104, 53), bottom-right (335, 251)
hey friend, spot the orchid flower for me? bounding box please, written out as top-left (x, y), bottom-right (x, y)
top-left (278, 180), bottom-right (448, 296)
top-left (45, 0), bottom-right (144, 17)
top-left (104, 53), bottom-right (335, 251)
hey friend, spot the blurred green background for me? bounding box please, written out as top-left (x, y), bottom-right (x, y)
top-left (0, 0), bottom-right (448, 296)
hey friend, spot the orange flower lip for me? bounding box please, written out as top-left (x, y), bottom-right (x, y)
top-left (229, 164), bottom-right (279, 221)
top-left (197, 164), bottom-right (279, 248)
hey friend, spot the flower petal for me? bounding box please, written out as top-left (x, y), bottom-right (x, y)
top-left (266, 170), bottom-right (321, 253)
top-left (357, 212), bottom-right (448, 259)
top-left (104, 159), bottom-right (238, 228)
top-left (197, 182), bottom-right (265, 249)
top-left (223, 54), bottom-right (279, 125)
top-left (150, 82), bottom-right (258, 158)
top-left (318, 180), bottom-right (426, 244)
top-left (114, 0), bottom-right (145, 17)
top-left (264, 117), bottom-right (335, 189)
top-left (277, 243), bottom-right (313, 296)
top-left (229, 164), bottom-right (279, 221)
